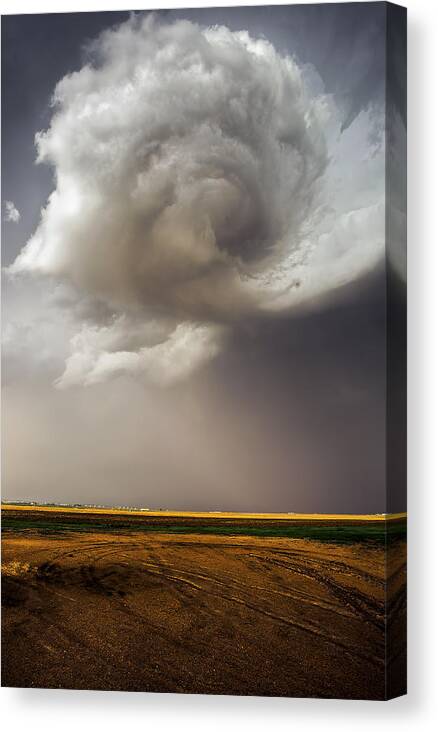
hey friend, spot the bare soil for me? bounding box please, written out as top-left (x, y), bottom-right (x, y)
top-left (1, 528), bottom-right (406, 698)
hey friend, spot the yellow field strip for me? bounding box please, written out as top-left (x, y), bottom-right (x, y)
top-left (1, 504), bottom-right (407, 521)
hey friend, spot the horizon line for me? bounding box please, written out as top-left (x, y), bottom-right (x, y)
top-left (1, 502), bottom-right (407, 521)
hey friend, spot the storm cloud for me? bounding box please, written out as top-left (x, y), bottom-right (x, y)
top-left (2, 5), bottom-right (406, 514)
top-left (9, 14), bottom-right (385, 388)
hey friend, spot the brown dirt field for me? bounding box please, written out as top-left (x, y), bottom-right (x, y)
top-left (1, 531), bottom-right (406, 699)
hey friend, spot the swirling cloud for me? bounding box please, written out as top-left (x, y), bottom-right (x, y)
top-left (9, 14), bottom-right (384, 387)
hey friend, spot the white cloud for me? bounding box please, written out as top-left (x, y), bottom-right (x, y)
top-left (8, 14), bottom-right (385, 387)
top-left (55, 320), bottom-right (224, 389)
top-left (4, 200), bottom-right (20, 223)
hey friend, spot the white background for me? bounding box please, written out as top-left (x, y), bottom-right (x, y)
top-left (1, 0), bottom-right (437, 729)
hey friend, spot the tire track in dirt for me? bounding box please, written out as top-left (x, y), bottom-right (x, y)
top-left (4, 532), bottom-right (402, 695)
top-left (249, 553), bottom-right (385, 633)
top-left (60, 540), bottom-right (380, 668)
top-left (108, 551), bottom-right (384, 668)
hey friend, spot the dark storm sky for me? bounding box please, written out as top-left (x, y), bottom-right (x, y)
top-left (1, 4), bottom-right (406, 513)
